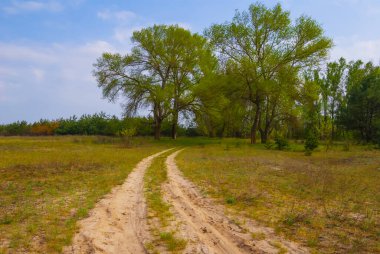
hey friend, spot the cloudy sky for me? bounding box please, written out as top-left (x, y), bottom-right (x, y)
top-left (1, 0), bottom-right (380, 123)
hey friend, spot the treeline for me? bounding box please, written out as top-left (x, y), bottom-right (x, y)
top-left (3, 2), bottom-right (379, 147)
top-left (93, 2), bottom-right (379, 147)
top-left (0, 113), bottom-right (199, 137)
top-left (306, 59), bottom-right (380, 144)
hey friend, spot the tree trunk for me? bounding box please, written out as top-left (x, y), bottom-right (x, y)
top-left (260, 129), bottom-right (268, 144)
top-left (250, 105), bottom-right (261, 144)
top-left (172, 113), bottom-right (178, 139)
top-left (154, 119), bottom-right (161, 140)
top-left (171, 81), bottom-right (180, 139)
top-left (171, 108), bottom-right (178, 140)
top-left (331, 100), bottom-right (336, 140)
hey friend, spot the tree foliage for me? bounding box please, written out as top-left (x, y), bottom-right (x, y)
top-left (205, 2), bottom-right (332, 143)
top-left (93, 25), bottom-right (215, 139)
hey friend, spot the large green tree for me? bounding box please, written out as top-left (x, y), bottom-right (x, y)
top-left (164, 27), bottom-right (216, 139)
top-left (94, 25), bottom-right (214, 139)
top-left (206, 2), bottom-right (332, 144)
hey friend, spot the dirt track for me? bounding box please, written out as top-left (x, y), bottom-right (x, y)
top-left (63, 149), bottom-right (172, 254)
top-left (64, 149), bottom-right (308, 254)
top-left (163, 150), bottom-right (308, 254)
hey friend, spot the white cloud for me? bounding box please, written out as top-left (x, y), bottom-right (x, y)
top-left (0, 41), bottom-right (123, 123)
top-left (3, 1), bottom-right (63, 14)
top-left (331, 36), bottom-right (380, 62)
top-left (32, 68), bottom-right (45, 82)
top-left (97, 10), bottom-right (137, 22)
top-left (96, 9), bottom-right (142, 44)
top-left (113, 26), bottom-right (141, 44)
top-left (0, 43), bottom-right (55, 63)
top-left (0, 67), bottom-right (16, 77)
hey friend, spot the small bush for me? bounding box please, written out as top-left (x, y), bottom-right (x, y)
top-left (225, 196), bottom-right (236, 204)
top-left (159, 232), bottom-right (187, 251)
top-left (305, 128), bottom-right (319, 155)
top-left (265, 141), bottom-right (275, 150)
top-left (274, 135), bottom-right (289, 150)
top-left (118, 128), bottom-right (137, 147)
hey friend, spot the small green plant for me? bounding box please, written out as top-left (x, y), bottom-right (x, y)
top-left (159, 232), bottom-right (187, 251)
top-left (265, 141), bottom-right (275, 150)
top-left (251, 232), bottom-right (266, 240)
top-left (274, 135), bottom-right (289, 150)
top-left (225, 196), bottom-right (236, 204)
top-left (118, 127), bottom-right (136, 147)
top-left (270, 241), bottom-right (288, 254)
top-left (304, 129), bottom-right (319, 155)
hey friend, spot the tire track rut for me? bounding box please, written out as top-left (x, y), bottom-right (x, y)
top-left (163, 150), bottom-right (308, 254)
top-left (63, 149), bottom-right (173, 254)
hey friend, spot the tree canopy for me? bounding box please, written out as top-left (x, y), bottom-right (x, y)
top-left (93, 25), bottom-right (215, 139)
top-left (205, 2), bottom-right (333, 143)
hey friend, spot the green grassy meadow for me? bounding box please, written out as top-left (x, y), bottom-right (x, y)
top-left (0, 136), bottom-right (379, 253)
top-left (0, 136), bottom-right (168, 253)
top-left (176, 140), bottom-right (380, 253)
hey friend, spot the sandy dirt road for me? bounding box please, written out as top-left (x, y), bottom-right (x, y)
top-left (64, 148), bottom-right (307, 254)
top-left (63, 149), bottom-right (172, 254)
top-left (163, 150), bottom-right (308, 254)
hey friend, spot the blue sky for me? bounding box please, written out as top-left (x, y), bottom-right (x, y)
top-left (1, 0), bottom-right (380, 123)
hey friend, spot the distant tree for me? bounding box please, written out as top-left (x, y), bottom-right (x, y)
top-left (342, 61), bottom-right (380, 142)
top-left (318, 58), bottom-right (346, 140)
top-left (301, 72), bottom-right (321, 154)
top-left (206, 2), bottom-right (332, 144)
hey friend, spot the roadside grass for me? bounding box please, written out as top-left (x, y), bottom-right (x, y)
top-left (176, 140), bottom-right (380, 253)
top-left (144, 151), bottom-right (187, 253)
top-left (0, 136), bottom-right (166, 253)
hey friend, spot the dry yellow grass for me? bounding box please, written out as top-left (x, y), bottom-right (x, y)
top-left (0, 136), bottom-right (167, 253)
top-left (176, 140), bottom-right (380, 253)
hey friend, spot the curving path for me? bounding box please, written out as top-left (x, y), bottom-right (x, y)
top-left (63, 149), bottom-right (172, 254)
top-left (63, 148), bottom-right (308, 254)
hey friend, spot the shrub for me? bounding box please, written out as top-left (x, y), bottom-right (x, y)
top-left (265, 141), bottom-right (275, 150)
top-left (305, 128), bottom-right (319, 155)
top-left (274, 135), bottom-right (289, 150)
top-left (118, 128), bottom-right (137, 147)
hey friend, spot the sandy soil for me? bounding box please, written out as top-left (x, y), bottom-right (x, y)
top-left (162, 150), bottom-right (309, 254)
top-left (62, 149), bottom-right (172, 254)
top-left (63, 148), bottom-right (308, 254)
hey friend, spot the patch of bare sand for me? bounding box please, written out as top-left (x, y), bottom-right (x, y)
top-left (63, 149), bottom-right (172, 254)
top-left (163, 150), bottom-right (309, 254)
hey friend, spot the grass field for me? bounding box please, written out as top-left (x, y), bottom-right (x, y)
top-left (0, 136), bottom-right (167, 253)
top-left (1, 136), bottom-right (379, 253)
top-left (176, 140), bottom-right (380, 253)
